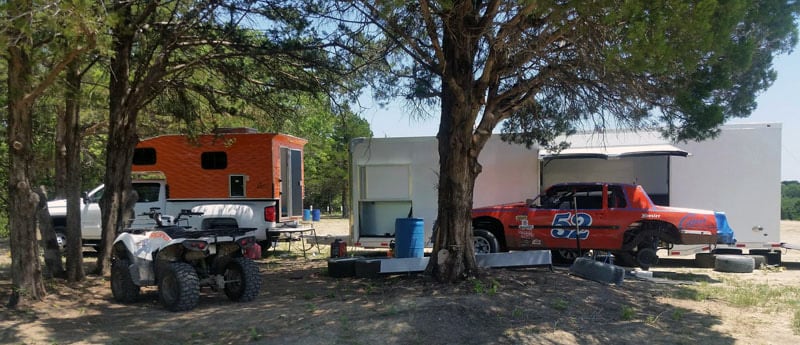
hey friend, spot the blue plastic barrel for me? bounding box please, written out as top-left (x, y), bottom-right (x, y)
top-left (303, 209), bottom-right (311, 221)
top-left (394, 218), bottom-right (424, 258)
top-left (312, 209), bottom-right (321, 221)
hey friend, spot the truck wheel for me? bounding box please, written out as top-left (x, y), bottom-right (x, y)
top-left (714, 255), bottom-right (755, 273)
top-left (223, 257), bottom-right (262, 302)
top-left (54, 227), bottom-right (67, 254)
top-left (473, 229), bottom-right (499, 254)
top-left (694, 253), bottom-right (716, 268)
top-left (111, 257), bottom-right (140, 303)
top-left (158, 262), bottom-right (200, 312)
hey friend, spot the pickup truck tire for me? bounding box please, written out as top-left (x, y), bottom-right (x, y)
top-left (224, 257), bottom-right (261, 302)
top-left (473, 229), bottom-right (499, 254)
top-left (110, 258), bottom-right (140, 303)
top-left (53, 227), bottom-right (67, 254)
top-left (694, 253), bottom-right (716, 268)
top-left (159, 262), bottom-right (200, 312)
top-left (714, 255), bottom-right (755, 273)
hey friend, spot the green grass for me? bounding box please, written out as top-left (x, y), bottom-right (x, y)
top-left (793, 309), bottom-right (800, 335)
top-left (672, 277), bottom-right (800, 309)
top-left (620, 305), bottom-right (636, 321)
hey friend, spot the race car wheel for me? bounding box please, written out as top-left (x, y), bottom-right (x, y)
top-left (552, 249), bottom-right (584, 264)
top-left (111, 257), bottom-right (140, 303)
top-left (224, 257), bottom-right (262, 302)
top-left (636, 247), bottom-right (659, 271)
top-left (473, 229), bottom-right (499, 254)
top-left (714, 255), bottom-right (755, 273)
top-left (159, 262), bottom-right (200, 312)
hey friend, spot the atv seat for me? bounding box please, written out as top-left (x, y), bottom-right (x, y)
top-left (159, 225), bottom-right (191, 239)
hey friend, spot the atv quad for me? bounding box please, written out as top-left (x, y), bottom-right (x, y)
top-left (110, 208), bottom-right (262, 311)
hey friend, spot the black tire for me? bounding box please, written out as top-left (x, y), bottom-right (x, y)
top-left (53, 227), bottom-right (67, 254)
top-left (110, 258), bottom-right (140, 303)
top-left (635, 247), bottom-right (659, 271)
top-left (712, 248), bottom-right (743, 255)
top-left (746, 255), bottom-right (766, 269)
top-left (749, 249), bottom-right (782, 266)
top-left (473, 229), bottom-right (499, 254)
top-left (552, 249), bottom-right (585, 264)
top-left (569, 257), bottom-right (625, 285)
top-left (158, 262), bottom-right (200, 312)
top-left (611, 251), bottom-right (637, 268)
top-left (695, 253), bottom-right (716, 268)
top-left (223, 257), bottom-right (261, 302)
top-left (714, 255), bottom-right (755, 273)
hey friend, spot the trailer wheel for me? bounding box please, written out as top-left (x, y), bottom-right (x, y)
top-left (473, 229), bottom-right (499, 254)
top-left (714, 255), bottom-right (755, 273)
top-left (694, 253), bottom-right (716, 268)
top-left (159, 262), bottom-right (200, 312)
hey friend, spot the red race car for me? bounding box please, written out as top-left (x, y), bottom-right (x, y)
top-left (471, 182), bottom-right (722, 269)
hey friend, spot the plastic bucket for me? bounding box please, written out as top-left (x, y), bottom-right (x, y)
top-left (394, 218), bottom-right (424, 258)
top-left (303, 209), bottom-right (311, 221)
top-left (312, 209), bottom-right (321, 221)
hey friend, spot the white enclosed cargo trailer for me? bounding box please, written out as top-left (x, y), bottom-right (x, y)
top-left (349, 123), bottom-right (782, 257)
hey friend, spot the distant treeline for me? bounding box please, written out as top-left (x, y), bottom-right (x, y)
top-left (782, 181), bottom-right (800, 220)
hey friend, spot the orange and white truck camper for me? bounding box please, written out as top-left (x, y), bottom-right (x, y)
top-left (131, 128), bottom-right (307, 220)
top-left (48, 128), bottom-right (308, 250)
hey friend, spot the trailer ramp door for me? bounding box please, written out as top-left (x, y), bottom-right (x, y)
top-left (540, 144), bottom-right (688, 206)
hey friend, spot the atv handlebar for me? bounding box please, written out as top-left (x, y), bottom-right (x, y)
top-left (139, 208), bottom-right (204, 227)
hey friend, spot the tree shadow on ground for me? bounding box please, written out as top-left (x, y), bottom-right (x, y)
top-left (0, 254), bottom-right (741, 345)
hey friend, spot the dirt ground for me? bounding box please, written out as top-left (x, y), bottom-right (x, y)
top-left (2, 218), bottom-right (800, 345)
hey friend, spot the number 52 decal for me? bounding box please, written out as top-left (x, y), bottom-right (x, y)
top-left (551, 213), bottom-right (592, 239)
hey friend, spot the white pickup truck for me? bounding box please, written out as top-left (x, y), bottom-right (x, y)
top-left (47, 179), bottom-right (281, 251)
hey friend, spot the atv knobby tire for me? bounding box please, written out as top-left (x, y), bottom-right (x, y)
top-left (714, 255), bottom-right (755, 273)
top-left (159, 262), bottom-right (200, 311)
top-left (111, 258), bottom-right (140, 303)
top-left (223, 257), bottom-right (261, 302)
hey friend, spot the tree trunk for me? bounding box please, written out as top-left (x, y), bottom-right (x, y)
top-left (425, 4), bottom-right (489, 282)
top-left (64, 57), bottom-right (86, 281)
top-left (96, 1), bottom-right (138, 276)
top-left (35, 187), bottom-right (65, 279)
top-left (6, 0), bottom-right (47, 304)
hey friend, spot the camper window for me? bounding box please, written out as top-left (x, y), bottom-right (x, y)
top-left (132, 148), bottom-right (156, 165)
top-left (201, 152), bottom-right (228, 170)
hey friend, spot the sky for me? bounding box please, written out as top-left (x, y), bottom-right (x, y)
top-left (361, 50), bottom-right (800, 181)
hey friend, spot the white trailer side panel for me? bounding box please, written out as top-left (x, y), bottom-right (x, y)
top-left (671, 123), bottom-right (781, 244)
top-left (351, 136), bottom-right (539, 247)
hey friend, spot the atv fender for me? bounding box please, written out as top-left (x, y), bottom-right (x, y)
top-left (112, 235), bottom-right (156, 286)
